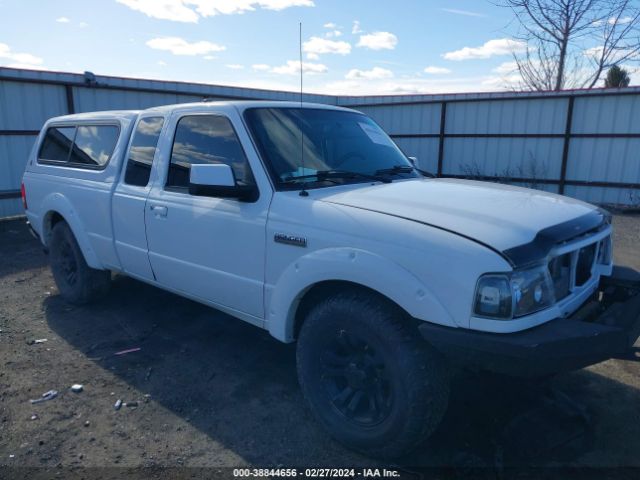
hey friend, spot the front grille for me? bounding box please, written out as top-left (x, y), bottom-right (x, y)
top-left (547, 235), bottom-right (609, 300)
top-left (576, 243), bottom-right (597, 286)
top-left (548, 253), bottom-right (572, 300)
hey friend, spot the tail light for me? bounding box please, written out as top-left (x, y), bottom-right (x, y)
top-left (21, 182), bottom-right (27, 210)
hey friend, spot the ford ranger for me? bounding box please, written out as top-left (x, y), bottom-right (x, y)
top-left (21, 101), bottom-right (640, 458)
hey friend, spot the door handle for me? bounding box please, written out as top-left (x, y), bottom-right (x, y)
top-left (149, 204), bottom-right (168, 217)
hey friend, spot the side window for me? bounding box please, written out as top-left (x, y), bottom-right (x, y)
top-left (69, 125), bottom-right (119, 167)
top-left (38, 124), bottom-right (119, 169)
top-left (166, 115), bottom-right (253, 189)
top-left (39, 126), bottom-right (75, 162)
top-left (124, 116), bottom-right (165, 187)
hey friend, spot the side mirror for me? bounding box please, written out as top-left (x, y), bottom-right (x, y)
top-left (188, 164), bottom-right (257, 202)
top-left (408, 156), bottom-right (418, 166)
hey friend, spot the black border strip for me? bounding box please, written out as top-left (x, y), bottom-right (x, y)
top-left (0, 130), bottom-right (39, 136)
top-left (0, 190), bottom-right (21, 200)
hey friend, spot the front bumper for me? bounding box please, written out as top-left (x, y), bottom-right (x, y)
top-left (419, 266), bottom-right (640, 377)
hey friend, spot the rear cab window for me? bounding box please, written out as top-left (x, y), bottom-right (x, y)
top-left (39, 126), bottom-right (75, 162)
top-left (38, 123), bottom-right (120, 169)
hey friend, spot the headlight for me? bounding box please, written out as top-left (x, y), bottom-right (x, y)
top-left (474, 265), bottom-right (555, 320)
top-left (474, 275), bottom-right (512, 318)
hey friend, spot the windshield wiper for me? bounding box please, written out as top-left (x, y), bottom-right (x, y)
top-left (282, 169), bottom-right (392, 185)
top-left (375, 164), bottom-right (436, 178)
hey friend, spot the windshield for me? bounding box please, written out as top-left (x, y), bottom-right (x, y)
top-left (244, 107), bottom-right (418, 189)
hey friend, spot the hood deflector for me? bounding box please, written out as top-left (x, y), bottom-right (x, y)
top-left (502, 209), bottom-right (610, 268)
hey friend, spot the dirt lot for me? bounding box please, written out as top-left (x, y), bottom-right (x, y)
top-left (1, 215), bottom-right (639, 477)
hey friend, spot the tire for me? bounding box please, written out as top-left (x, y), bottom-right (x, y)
top-left (296, 290), bottom-right (450, 459)
top-left (49, 221), bottom-right (111, 304)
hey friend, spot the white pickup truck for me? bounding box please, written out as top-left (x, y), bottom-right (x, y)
top-left (21, 101), bottom-right (640, 458)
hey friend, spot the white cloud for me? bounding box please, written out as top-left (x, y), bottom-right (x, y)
top-left (357, 31), bottom-right (398, 50)
top-left (192, 0), bottom-right (314, 16)
top-left (56, 17), bottom-right (71, 23)
top-left (493, 61), bottom-right (518, 75)
top-left (584, 45), bottom-right (639, 63)
top-left (484, 61), bottom-right (523, 89)
top-left (625, 66), bottom-right (640, 85)
top-left (323, 22), bottom-right (337, 28)
top-left (481, 72), bottom-right (522, 90)
top-left (609, 16), bottom-right (633, 25)
top-left (320, 75), bottom-right (512, 95)
top-left (158, 60), bottom-right (168, 66)
top-left (303, 36), bottom-right (351, 55)
top-left (146, 36), bottom-right (226, 56)
top-left (116, 0), bottom-right (198, 22)
top-left (584, 46), bottom-right (604, 59)
top-left (441, 8), bottom-right (486, 18)
top-left (4, 63), bottom-right (48, 70)
top-left (271, 60), bottom-right (328, 75)
top-left (0, 43), bottom-right (43, 67)
top-left (346, 67), bottom-right (393, 80)
top-left (322, 80), bottom-right (361, 94)
top-left (325, 30), bottom-right (342, 38)
top-left (424, 66), bottom-right (451, 74)
top-left (443, 38), bottom-right (526, 60)
top-left (252, 63), bottom-right (271, 71)
top-left (224, 73), bottom-right (510, 96)
top-left (203, 55), bottom-right (216, 60)
top-left (79, 22), bottom-right (89, 28)
top-left (306, 52), bottom-right (320, 60)
top-left (225, 64), bottom-right (244, 69)
top-left (352, 20), bottom-right (363, 34)
top-left (219, 77), bottom-right (302, 92)
top-left (116, 0), bottom-right (314, 23)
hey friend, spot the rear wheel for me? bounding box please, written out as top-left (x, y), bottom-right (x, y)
top-left (296, 290), bottom-right (450, 459)
top-left (49, 221), bottom-right (111, 304)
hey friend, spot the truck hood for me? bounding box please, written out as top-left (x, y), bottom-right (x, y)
top-left (318, 178), bottom-right (608, 267)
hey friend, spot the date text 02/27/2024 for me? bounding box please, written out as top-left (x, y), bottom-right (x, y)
top-left (232, 468), bottom-right (402, 478)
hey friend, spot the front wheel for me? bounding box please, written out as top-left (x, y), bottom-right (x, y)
top-left (49, 221), bottom-right (111, 304)
top-left (296, 290), bottom-right (450, 459)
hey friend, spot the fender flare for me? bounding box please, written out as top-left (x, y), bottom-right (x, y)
top-left (267, 247), bottom-right (455, 342)
top-left (40, 193), bottom-right (102, 269)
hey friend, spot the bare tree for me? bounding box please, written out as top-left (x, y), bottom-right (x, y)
top-left (498, 0), bottom-right (640, 90)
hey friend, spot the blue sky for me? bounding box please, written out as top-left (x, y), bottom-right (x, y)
top-left (1, 0), bottom-right (535, 94)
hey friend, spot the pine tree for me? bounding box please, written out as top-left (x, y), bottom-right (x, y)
top-left (604, 65), bottom-right (631, 88)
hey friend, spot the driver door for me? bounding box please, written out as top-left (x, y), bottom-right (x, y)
top-left (144, 113), bottom-right (269, 320)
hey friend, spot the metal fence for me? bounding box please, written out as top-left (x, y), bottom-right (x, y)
top-left (0, 67), bottom-right (335, 217)
top-left (339, 90), bottom-right (640, 206)
top-left (2, 66), bottom-right (640, 218)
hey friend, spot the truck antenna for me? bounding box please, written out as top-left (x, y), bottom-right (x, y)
top-left (299, 21), bottom-right (309, 197)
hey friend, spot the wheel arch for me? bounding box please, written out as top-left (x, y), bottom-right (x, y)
top-left (266, 247), bottom-right (455, 343)
top-left (292, 280), bottom-right (419, 340)
top-left (40, 194), bottom-right (102, 269)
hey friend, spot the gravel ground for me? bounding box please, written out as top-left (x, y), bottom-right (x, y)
top-left (0, 214), bottom-right (639, 477)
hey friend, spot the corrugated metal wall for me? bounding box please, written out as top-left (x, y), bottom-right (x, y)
top-left (2, 66), bottom-right (640, 218)
top-left (0, 67), bottom-right (334, 217)
top-left (341, 90), bottom-right (640, 207)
